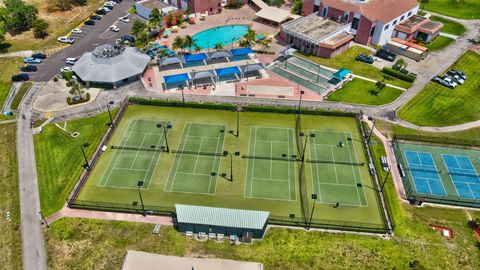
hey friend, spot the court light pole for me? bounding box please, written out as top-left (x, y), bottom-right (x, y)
top-left (307, 194), bottom-right (318, 230)
top-left (357, 169), bottom-right (390, 193)
top-left (236, 109), bottom-right (240, 137)
top-left (137, 181), bottom-right (146, 216)
top-left (366, 116), bottom-right (375, 144)
top-left (39, 211), bottom-right (49, 228)
top-left (297, 89), bottom-right (304, 115)
top-left (299, 132), bottom-right (315, 162)
top-left (157, 123), bottom-right (173, 153)
top-left (107, 103), bottom-right (114, 128)
top-left (224, 151), bottom-right (240, 181)
top-left (80, 143), bottom-right (90, 170)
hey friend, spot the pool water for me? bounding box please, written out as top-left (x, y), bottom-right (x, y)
top-left (192, 25), bottom-right (249, 49)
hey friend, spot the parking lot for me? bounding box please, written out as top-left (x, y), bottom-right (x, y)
top-left (28, 0), bottom-right (140, 82)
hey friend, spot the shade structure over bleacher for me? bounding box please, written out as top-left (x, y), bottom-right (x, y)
top-left (215, 66), bottom-right (241, 77)
top-left (191, 70), bottom-right (216, 80)
top-left (208, 50), bottom-right (233, 60)
top-left (159, 55), bottom-right (185, 66)
top-left (239, 63), bottom-right (264, 73)
top-left (230, 48), bottom-right (254, 56)
top-left (164, 73), bottom-right (190, 84)
top-left (184, 53), bottom-right (208, 63)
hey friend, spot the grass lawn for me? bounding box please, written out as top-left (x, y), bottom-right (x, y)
top-left (0, 124), bottom-right (22, 270)
top-left (397, 51), bottom-right (480, 126)
top-left (422, 0), bottom-right (480, 19)
top-left (43, 133), bottom-right (480, 269)
top-left (0, 58), bottom-right (24, 108)
top-left (424, 36), bottom-right (455, 51)
top-left (34, 111), bottom-right (116, 216)
top-left (3, 0), bottom-right (102, 52)
top-left (326, 78), bottom-right (404, 105)
top-left (429, 15), bottom-right (466, 36)
top-left (11, 82), bottom-right (33, 110)
top-left (295, 47), bottom-right (412, 89)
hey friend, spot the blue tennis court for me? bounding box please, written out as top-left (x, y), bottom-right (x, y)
top-left (404, 150), bottom-right (447, 196)
top-left (442, 154), bottom-right (480, 199)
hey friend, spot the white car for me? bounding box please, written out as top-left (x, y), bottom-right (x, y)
top-left (105, 1), bottom-right (116, 7)
top-left (71, 28), bottom-right (82, 34)
top-left (66, 57), bottom-right (77, 65)
top-left (60, 66), bottom-right (73, 73)
top-left (119, 16), bottom-right (130, 23)
top-left (443, 77), bottom-right (458, 88)
top-left (109, 25), bottom-right (120, 32)
top-left (101, 7), bottom-right (111, 13)
top-left (58, 36), bottom-right (75, 44)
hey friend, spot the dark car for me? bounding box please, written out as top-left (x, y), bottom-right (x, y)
top-left (21, 65), bottom-right (38, 72)
top-left (121, 34), bottom-right (135, 42)
top-left (111, 0), bottom-right (122, 2)
top-left (12, 73), bottom-right (29, 82)
top-left (31, 53), bottom-right (47, 59)
top-left (95, 9), bottom-right (107, 15)
top-left (84, 20), bottom-right (96, 26)
top-left (356, 54), bottom-right (374, 64)
top-left (90, 15), bottom-right (102, 20)
top-left (375, 48), bottom-right (396, 62)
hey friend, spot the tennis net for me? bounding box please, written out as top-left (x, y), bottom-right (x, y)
top-left (406, 167), bottom-right (439, 174)
top-left (241, 155), bottom-right (299, 162)
top-left (172, 149), bottom-right (226, 157)
top-left (448, 170), bottom-right (479, 178)
top-left (306, 159), bottom-right (365, 166)
top-left (111, 145), bottom-right (165, 152)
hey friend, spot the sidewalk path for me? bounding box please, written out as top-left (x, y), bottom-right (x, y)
top-left (440, 32), bottom-right (459, 39)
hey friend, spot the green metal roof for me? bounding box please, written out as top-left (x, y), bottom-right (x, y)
top-left (175, 204), bottom-right (269, 230)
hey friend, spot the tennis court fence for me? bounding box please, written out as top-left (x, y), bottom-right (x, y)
top-left (393, 134), bottom-right (480, 149)
top-left (67, 97), bottom-right (129, 206)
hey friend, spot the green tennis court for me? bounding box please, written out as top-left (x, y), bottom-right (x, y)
top-left (244, 127), bottom-right (297, 201)
top-left (98, 119), bottom-right (169, 189)
top-left (308, 130), bottom-right (367, 206)
top-left (164, 122), bottom-right (226, 195)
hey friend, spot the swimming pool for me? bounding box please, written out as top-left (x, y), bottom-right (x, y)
top-left (192, 25), bottom-right (249, 49)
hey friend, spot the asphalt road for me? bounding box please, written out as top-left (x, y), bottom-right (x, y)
top-left (30, 0), bottom-right (137, 82)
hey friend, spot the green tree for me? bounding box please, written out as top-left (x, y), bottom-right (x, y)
top-left (419, 0), bottom-right (429, 13)
top-left (134, 31), bottom-right (148, 47)
top-left (214, 43), bottom-right (224, 51)
top-left (32, 18), bottom-right (49, 39)
top-left (1, 0), bottom-right (38, 35)
top-left (243, 27), bottom-right (256, 44)
top-left (193, 44), bottom-right (201, 53)
top-left (149, 8), bottom-right (162, 29)
top-left (239, 39), bottom-right (250, 48)
top-left (183, 35), bottom-right (197, 51)
top-left (292, 0), bottom-right (303, 15)
top-left (374, 80), bottom-right (386, 95)
top-left (131, 20), bottom-right (147, 37)
top-left (172, 36), bottom-right (185, 52)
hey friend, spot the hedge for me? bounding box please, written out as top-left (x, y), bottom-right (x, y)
top-left (382, 67), bottom-right (416, 83)
top-left (67, 93), bottom-right (90, 105)
top-left (242, 104), bottom-right (357, 117)
top-left (129, 97), bottom-right (236, 110)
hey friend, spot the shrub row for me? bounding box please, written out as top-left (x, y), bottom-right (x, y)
top-left (67, 93), bottom-right (90, 105)
top-left (382, 67), bottom-right (416, 83)
top-left (128, 97), bottom-right (235, 110)
top-left (242, 104), bottom-right (357, 118)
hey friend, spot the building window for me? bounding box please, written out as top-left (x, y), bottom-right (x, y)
top-left (401, 15), bottom-right (405, 21)
top-left (313, 5), bottom-right (320, 13)
top-left (351, 17), bottom-right (360, 30)
top-left (344, 14), bottom-right (348, 22)
top-left (384, 24), bottom-right (389, 30)
top-left (322, 7), bottom-right (327, 17)
top-left (393, 20), bottom-right (397, 25)
top-left (370, 26), bottom-right (375, 37)
top-left (408, 11), bottom-right (412, 16)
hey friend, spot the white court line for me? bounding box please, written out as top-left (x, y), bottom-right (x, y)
top-left (312, 132), bottom-right (322, 202)
top-left (344, 132), bottom-right (362, 206)
top-left (192, 137), bottom-right (205, 174)
top-left (440, 154), bottom-right (462, 197)
top-left (141, 123), bottom-right (167, 190)
top-left (101, 119), bottom-right (139, 187)
top-left (166, 122), bottom-right (191, 192)
top-left (129, 134), bottom-right (147, 169)
top-left (211, 124), bottom-right (226, 195)
top-left (114, 168), bottom-right (149, 172)
top-left (252, 178), bottom-right (290, 182)
top-left (243, 127), bottom-right (254, 198)
top-left (176, 172), bottom-right (213, 177)
top-left (286, 128), bottom-right (292, 201)
top-left (249, 126), bottom-right (258, 198)
top-left (256, 139), bottom-right (290, 144)
top-left (330, 146), bottom-right (338, 184)
top-left (188, 135), bottom-right (222, 139)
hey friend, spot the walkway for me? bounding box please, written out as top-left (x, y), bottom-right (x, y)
top-left (1, 82), bottom-right (22, 113)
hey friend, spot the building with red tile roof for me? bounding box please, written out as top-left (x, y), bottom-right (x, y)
top-left (303, 0), bottom-right (421, 46)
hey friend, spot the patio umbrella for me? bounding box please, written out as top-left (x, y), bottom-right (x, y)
top-left (161, 39), bottom-right (169, 46)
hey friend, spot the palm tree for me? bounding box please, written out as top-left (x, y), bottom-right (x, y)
top-left (131, 20), bottom-right (147, 37)
top-left (172, 36), bottom-right (185, 53)
top-left (375, 80), bottom-right (386, 95)
top-left (420, 0), bottom-right (429, 13)
top-left (71, 83), bottom-right (83, 100)
top-left (149, 8), bottom-right (162, 29)
top-left (239, 39), bottom-right (250, 48)
top-left (193, 44), bottom-right (201, 53)
top-left (214, 43), bottom-right (224, 51)
top-left (244, 28), bottom-right (256, 45)
top-left (261, 39), bottom-right (271, 50)
top-left (183, 35), bottom-right (197, 51)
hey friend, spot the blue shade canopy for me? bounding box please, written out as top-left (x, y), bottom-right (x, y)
top-left (230, 47), bottom-right (253, 56)
top-left (332, 68), bottom-right (351, 80)
top-left (215, 66), bottom-right (241, 77)
top-left (164, 73), bottom-right (189, 84)
top-left (184, 53), bottom-right (208, 62)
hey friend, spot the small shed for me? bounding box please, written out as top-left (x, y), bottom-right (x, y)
top-left (175, 204), bottom-right (269, 239)
top-left (386, 38), bottom-right (428, 61)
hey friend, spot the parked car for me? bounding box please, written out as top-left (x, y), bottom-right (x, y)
top-left (432, 76), bottom-right (456, 89)
top-left (375, 48), bottom-right (396, 62)
top-left (31, 53), bottom-right (47, 59)
top-left (23, 57), bottom-right (42, 64)
top-left (71, 28), bottom-right (83, 34)
top-left (446, 71), bottom-right (465, 84)
top-left (104, 1), bottom-right (116, 7)
top-left (60, 66), bottom-right (73, 73)
top-left (121, 34), bottom-right (135, 42)
top-left (66, 57), bottom-right (77, 65)
top-left (119, 16), bottom-right (130, 23)
top-left (96, 9), bottom-right (107, 15)
top-left (21, 65), bottom-right (38, 72)
top-left (101, 7), bottom-right (111, 13)
top-left (448, 69), bottom-right (467, 80)
top-left (443, 76), bottom-right (458, 88)
top-left (84, 20), bottom-right (95, 26)
top-left (111, 0), bottom-right (122, 3)
top-left (90, 15), bottom-right (102, 20)
top-left (12, 73), bottom-right (29, 82)
top-left (356, 54), bottom-right (374, 64)
top-left (58, 36), bottom-right (75, 44)
top-left (109, 25), bottom-right (120, 32)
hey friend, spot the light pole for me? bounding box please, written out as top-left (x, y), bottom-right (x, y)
top-left (179, 85), bottom-right (185, 106)
top-left (223, 151), bottom-right (240, 181)
top-left (366, 116), bottom-right (375, 144)
top-left (299, 132), bottom-right (315, 162)
top-left (39, 211), bottom-right (49, 228)
top-left (236, 109), bottom-right (240, 137)
top-left (357, 168), bottom-right (391, 193)
top-left (137, 180), bottom-right (146, 216)
top-left (297, 89), bottom-right (304, 114)
top-left (157, 123), bottom-right (173, 153)
top-left (107, 103), bottom-right (114, 128)
top-left (307, 194), bottom-right (317, 230)
top-left (80, 143), bottom-right (90, 170)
